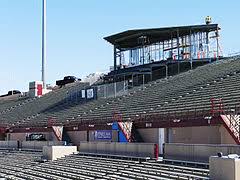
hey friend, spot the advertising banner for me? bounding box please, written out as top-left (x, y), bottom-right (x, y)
top-left (94, 130), bottom-right (112, 140)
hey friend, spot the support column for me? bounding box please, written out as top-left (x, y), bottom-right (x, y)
top-left (177, 29), bottom-right (180, 74)
top-left (143, 74), bottom-right (145, 89)
top-left (189, 30), bottom-right (193, 69)
top-left (177, 29), bottom-right (180, 61)
top-left (206, 32), bottom-right (209, 59)
top-left (171, 32), bottom-right (173, 60)
top-left (165, 65), bottom-right (168, 78)
top-left (87, 130), bottom-right (89, 142)
top-left (114, 46), bottom-right (117, 71)
top-left (162, 41), bottom-right (165, 60)
top-left (216, 28), bottom-right (219, 60)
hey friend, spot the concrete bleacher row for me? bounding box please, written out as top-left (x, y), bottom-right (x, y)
top-left (1, 58), bottom-right (240, 127)
top-left (0, 149), bottom-right (210, 180)
top-left (0, 97), bottom-right (30, 114)
top-left (0, 82), bottom-right (88, 127)
top-left (23, 57), bottom-right (240, 127)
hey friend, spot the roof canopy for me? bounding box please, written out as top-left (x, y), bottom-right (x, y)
top-left (104, 24), bottom-right (219, 50)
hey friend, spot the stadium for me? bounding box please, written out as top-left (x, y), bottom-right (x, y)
top-left (1, 1), bottom-right (240, 180)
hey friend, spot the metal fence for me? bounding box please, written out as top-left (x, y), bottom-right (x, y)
top-left (97, 81), bottom-right (129, 99)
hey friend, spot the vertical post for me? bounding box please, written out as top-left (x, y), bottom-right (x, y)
top-left (171, 31), bottom-right (173, 60)
top-left (142, 45), bottom-right (145, 64)
top-left (143, 74), bottom-right (145, 89)
top-left (189, 29), bottom-right (193, 69)
top-left (216, 28), bottom-right (219, 60)
top-left (159, 43), bottom-right (161, 61)
top-left (42, 0), bottom-right (47, 89)
top-left (150, 67), bottom-right (153, 81)
top-left (165, 65), bottom-right (168, 78)
top-left (113, 46), bottom-right (117, 71)
top-left (177, 29), bottom-right (180, 61)
top-left (177, 29), bottom-right (180, 73)
top-left (87, 130), bottom-right (89, 142)
top-left (132, 74), bottom-right (134, 87)
top-left (114, 82), bottom-right (117, 98)
top-left (119, 50), bottom-right (122, 67)
top-left (113, 46), bottom-right (117, 83)
top-left (123, 75), bottom-right (126, 92)
top-left (162, 41), bottom-right (165, 60)
top-left (154, 43), bottom-right (157, 61)
top-left (104, 85), bottom-right (107, 98)
top-left (206, 32), bottom-right (209, 59)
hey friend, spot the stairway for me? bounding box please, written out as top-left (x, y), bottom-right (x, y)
top-left (220, 114), bottom-right (240, 144)
top-left (211, 98), bottom-right (240, 144)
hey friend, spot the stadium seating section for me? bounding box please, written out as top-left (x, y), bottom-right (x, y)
top-left (0, 57), bottom-right (240, 127)
top-left (0, 149), bottom-right (210, 179)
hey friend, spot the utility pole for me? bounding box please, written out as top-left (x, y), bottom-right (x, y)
top-left (42, 0), bottom-right (47, 89)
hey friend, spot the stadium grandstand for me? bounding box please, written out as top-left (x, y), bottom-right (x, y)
top-left (1, 16), bottom-right (240, 179)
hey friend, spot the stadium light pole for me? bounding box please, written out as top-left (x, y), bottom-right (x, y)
top-left (42, 0), bottom-right (47, 89)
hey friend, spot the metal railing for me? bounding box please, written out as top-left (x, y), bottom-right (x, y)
top-left (97, 81), bottom-right (129, 99)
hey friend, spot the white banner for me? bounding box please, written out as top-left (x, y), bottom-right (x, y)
top-left (87, 89), bottom-right (94, 99)
top-left (81, 90), bottom-right (85, 98)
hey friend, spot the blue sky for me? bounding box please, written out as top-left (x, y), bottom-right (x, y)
top-left (0, 0), bottom-right (239, 94)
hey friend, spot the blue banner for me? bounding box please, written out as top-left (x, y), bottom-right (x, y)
top-left (94, 130), bottom-right (112, 140)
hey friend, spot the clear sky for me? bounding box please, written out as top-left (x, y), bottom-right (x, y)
top-left (0, 0), bottom-right (239, 95)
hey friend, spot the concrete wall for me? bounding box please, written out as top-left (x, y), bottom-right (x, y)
top-left (21, 141), bottom-right (65, 150)
top-left (219, 126), bottom-right (236, 144)
top-left (7, 132), bottom-right (57, 141)
top-left (168, 125), bottom-right (236, 144)
top-left (138, 128), bottom-right (166, 154)
top-left (0, 133), bottom-right (5, 140)
top-left (138, 128), bottom-right (160, 144)
top-left (164, 143), bottom-right (240, 162)
top-left (0, 141), bottom-right (18, 149)
top-left (168, 126), bottom-right (221, 144)
top-left (7, 133), bottom-right (26, 141)
top-left (67, 131), bottom-right (87, 145)
top-left (67, 130), bottom-right (119, 145)
top-left (0, 141), bottom-right (64, 150)
top-left (210, 156), bottom-right (240, 180)
top-left (79, 142), bottom-right (158, 159)
top-left (43, 146), bottom-right (77, 161)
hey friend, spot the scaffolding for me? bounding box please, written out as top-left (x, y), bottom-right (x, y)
top-left (104, 24), bottom-right (221, 71)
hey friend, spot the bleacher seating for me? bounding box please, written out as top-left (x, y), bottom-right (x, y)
top-left (0, 58), bottom-right (240, 128)
top-left (0, 97), bottom-right (30, 114)
top-left (0, 149), bottom-right (210, 180)
top-left (0, 82), bottom-right (88, 127)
